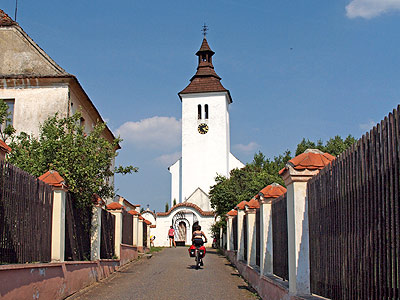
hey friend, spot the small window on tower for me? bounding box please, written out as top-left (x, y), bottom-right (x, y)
top-left (198, 105), bottom-right (202, 119)
top-left (205, 104), bottom-right (209, 119)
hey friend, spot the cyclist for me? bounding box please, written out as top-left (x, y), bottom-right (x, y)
top-left (192, 225), bottom-right (207, 266)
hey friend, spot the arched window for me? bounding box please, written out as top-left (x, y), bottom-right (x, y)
top-left (205, 104), bottom-right (209, 119)
top-left (198, 104), bottom-right (202, 119)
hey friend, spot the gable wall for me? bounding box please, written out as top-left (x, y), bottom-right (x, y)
top-left (0, 27), bottom-right (64, 76)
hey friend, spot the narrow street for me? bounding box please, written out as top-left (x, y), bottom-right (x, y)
top-left (69, 247), bottom-right (260, 300)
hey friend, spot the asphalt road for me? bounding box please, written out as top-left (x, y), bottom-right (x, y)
top-left (69, 247), bottom-right (260, 300)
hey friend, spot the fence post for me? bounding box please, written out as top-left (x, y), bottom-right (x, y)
top-left (245, 203), bottom-right (257, 266)
top-left (226, 215), bottom-right (232, 251)
top-left (133, 214), bottom-right (138, 246)
top-left (280, 149), bottom-right (334, 296)
top-left (39, 170), bottom-right (67, 262)
top-left (236, 203), bottom-right (245, 261)
top-left (90, 198), bottom-right (104, 260)
top-left (106, 202), bottom-right (124, 259)
top-left (146, 222), bottom-right (151, 248)
top-left (259, 183), bottom-right (287, 276)
top-left (138, 216), bottom-right (144, 252)
top-left (219, 226), bottom-right (223, 248)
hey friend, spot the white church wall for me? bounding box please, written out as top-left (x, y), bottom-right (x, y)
top-left (229, 153), bottom-right (245, 172)
top-left (169, 158), bottom-right (181, 206)
top-left (152, 206), bottom-right (214, 247)
top-left (181, 92), bottom-right (231, 202)
top-left (186, 188), bottom-right (211, 211)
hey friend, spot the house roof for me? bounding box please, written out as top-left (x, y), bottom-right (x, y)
top-left (0, 9), bottom-right (17, 26)
top-left (0, 139), bottom-right (11, 153)
top-left (0, 10), bottom-right (119, 149)
top-left (156, 202), bottom-right (214, 217)
top-left (259, 183), bottom-right (287, 199)
top-left (179, 37), bottom-right (232, 103)
top-left (279, 149), bottom-right (335, 175)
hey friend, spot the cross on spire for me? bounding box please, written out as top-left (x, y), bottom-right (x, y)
top-left (201, 23), bottom-right (208, 37)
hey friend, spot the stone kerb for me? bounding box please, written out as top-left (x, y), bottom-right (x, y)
top-left (38, 170), bottom-right (68, 262)
top-left (279, 149), bottom-right (335, 296)
top-left (258, 183), bottom-right (287, 276)
top-left (106, 202), bottom-right (125, 259)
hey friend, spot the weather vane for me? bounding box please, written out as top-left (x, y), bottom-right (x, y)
top-left (202, 23), bottom-right (208, 37)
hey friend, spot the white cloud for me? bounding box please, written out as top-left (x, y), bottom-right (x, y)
top-left (359, 119), bottom-right (376, 131)
top-left (233, 142), bottom-right (260, 154)
top-left (116, 116), bottom-right (181, 149)
top-left (155, 151), bottom-right (181, 167)
top-left (346, 0), bottom-right (400, 19)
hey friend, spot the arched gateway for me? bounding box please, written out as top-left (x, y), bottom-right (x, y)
top-left (149, 203), bottom-right (214, 247)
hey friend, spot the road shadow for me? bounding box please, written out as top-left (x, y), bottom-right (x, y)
top-left (186, 265), bottom-right (203, 270)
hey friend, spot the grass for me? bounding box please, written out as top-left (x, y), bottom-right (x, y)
top-left (149, 247), bottom-right (164, 253)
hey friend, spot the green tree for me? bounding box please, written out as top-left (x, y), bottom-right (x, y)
top-left (0, 99), bottom-right (16, 140)
top-left (7, 112), bottom-right (137, 207)
top-left (173, 198), bottom-right (177, 206)
top-left (295, 135), bottom-right (357, 157)
top-left (209, 151), bottom-right (291, 217)
top-left (165, 202), bottom-right (169, 212)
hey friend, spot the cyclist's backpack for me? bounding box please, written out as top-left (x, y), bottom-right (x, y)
top-left (199, 246), bottom-right (206, 258)
top-left (188, 245), bottom-right (196, 257)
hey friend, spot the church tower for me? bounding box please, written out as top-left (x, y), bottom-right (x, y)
top-left (170, 34), bottom-right (243, 210)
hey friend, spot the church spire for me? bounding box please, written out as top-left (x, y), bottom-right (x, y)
top-left (179, 28), bottom-right (232, 103)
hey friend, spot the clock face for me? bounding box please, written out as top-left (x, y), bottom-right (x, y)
top-left (198, 123), bottom-right (209, 134)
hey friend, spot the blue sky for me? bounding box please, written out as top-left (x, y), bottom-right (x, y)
top-left (2, 0), bottom-right (400, 211)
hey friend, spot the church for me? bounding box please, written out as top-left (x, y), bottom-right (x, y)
top-left (149, 34), bottom-right (244, 247)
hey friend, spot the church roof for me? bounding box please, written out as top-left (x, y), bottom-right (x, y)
top-left (179, 37), bottom-right (232, 103)
top-left (156, 202), bottom-right (214, 217)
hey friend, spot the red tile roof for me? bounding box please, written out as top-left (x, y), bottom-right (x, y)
top-left (150, 225), bottom-right (156, 228)
top-left (156, 202), bottom-right (214, 217)
top-left (143, 219), bottom-right (151, 225)
top-left (259, 183), bottom-right (287, 199)
top-left (128, 210), bottom-right (139, 215)
top-left (0, 139), bottom-right (11, 153)
top-left (138, 215), bottom-right (144, 220)
top-left (235, 200), bottom-right (248, 210)
top-left (38, 170), bottom-right (66, 188)
top-left (227, 209), bottom-right (238, 216)
top-left (106, 202), bottom-right (124, 210)
top-left (246, 198), bottom-right (260, 209)
top-left (279, 149), bottom-right (335, 175)
top-left (0, 9), bottom-right (17, 26)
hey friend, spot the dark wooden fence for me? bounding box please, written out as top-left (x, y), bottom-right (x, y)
top-left (308, 107), bottom-right (400, 300)
top-left (243, 214), bottom-right (247, 261)
top-left (143, 223), bottom-right (147, 248)
top-left (122, 210), bottom-right (133, 245)
top-left (100, 209), bottom-right (115, 259)
top-left (232, 215), bottom-right (238, 251)
top-left (0, 161), bottom-right (53, 264)
top-left (272, 193), bottom-right (288, 281)
top-left (255, 207), bottom-right (260, 267)
top-left (64, 193), bottom-right (91, 261)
